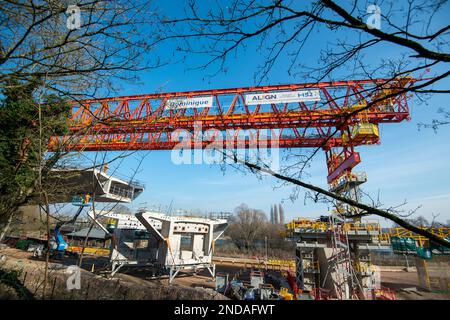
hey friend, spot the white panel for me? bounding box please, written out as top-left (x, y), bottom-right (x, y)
top-left (166, 96), bottom-right (213, 109)
top-left (245, 89), bottom-right (321, 105)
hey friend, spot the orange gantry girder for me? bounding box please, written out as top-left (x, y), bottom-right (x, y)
top-left (50, 77), bottom-right (417, 183)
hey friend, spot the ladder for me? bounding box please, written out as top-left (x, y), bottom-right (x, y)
top-left (324, 214), bottom-right (362, 299)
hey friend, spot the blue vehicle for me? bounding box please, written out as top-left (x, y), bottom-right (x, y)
top-left (50, 195), bottom-right (92, 259)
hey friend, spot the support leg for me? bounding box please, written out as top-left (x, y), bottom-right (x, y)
top-left (111, 262), bottom-right (124, 277)
top-left (169, 267), bottom-right (181, 284)
top-left (206, 264), bottom-right (216, 278)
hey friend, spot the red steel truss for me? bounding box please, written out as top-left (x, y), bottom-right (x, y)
top-left (50, 77), bottom-right (417, 183)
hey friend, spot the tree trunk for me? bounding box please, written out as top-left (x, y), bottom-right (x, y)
top-left (0, 210), bottom-right (15, 242)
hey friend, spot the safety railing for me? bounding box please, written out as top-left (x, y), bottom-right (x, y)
top-left (267, 259), bottom-right (296, 269)
top-left (343, 222), bottom-right (381, 232)
top-left (286, 218), bottom-right (381, 234)
top-left (381, 227), bottom-right (450, 248)
top-left (388, 227), bottom-right (450, 238)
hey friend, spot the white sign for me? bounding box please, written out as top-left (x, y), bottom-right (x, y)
top-left (245, 89), bottom-right (321, 105)
top-left (166, 96), bottom-right (213, 109)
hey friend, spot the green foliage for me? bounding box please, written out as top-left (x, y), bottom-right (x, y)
top-left (0, 268), bottom-right (35, 300)
top-left (0, 80), bottom-right (70, 224)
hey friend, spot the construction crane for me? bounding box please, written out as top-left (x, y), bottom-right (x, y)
top-left (49, 77), bottom-right (417, 187)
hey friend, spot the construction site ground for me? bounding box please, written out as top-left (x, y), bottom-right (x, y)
top-left (0, 247), bottom-right (224, 300)
top-left (1, 247), bottom-right (449, 300)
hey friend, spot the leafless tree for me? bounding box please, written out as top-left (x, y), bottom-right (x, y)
top-left (154, 1), bottom-right (450, 246)
top-left (1, 0), bottom-right (162, 99)
top-left (157, 0), bottom-right (448, 90)
top-left (0, 0), bottom-right (165, 238)
top-left (0, 2), bottom-right (166, 298)
top-left (226, 203), bottom-right (267, 251)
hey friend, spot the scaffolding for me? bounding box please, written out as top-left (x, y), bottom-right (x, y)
top-left (323, 214), bottom-right (362, 299)
top-left (295, 245), bottom-right (321, 292)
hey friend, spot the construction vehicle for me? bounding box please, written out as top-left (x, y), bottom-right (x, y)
top-left (47, 194), bottom-right (92, 259)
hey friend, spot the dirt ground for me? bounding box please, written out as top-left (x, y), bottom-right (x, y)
top-left (1, 246), bottom-right (449, 300)
top-left (380, 271), bottom-right (450, 300)
top-left (116, 261), bottom-right (450, 300)
top-left (0, 247), bottom-right (224, 300)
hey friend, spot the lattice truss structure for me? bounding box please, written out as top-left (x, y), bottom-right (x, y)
top-left (50, 77), bottom-right (416, 184)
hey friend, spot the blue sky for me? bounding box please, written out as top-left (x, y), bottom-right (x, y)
top-left (72, 1), bottom-right (450, 227)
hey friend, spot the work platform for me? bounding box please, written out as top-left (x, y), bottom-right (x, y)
top-left (329, 172), bottom-right (367, 194)
top-left (36, 167), bottom-right (144, 204)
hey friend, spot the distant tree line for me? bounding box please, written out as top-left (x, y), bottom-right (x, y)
top-left (223, 203), bottom-right (293, 256)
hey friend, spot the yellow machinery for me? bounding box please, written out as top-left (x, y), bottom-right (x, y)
top-left (342, 123), bottom-right (379, 144)
top-left (279, 287), bottom-right (294, 300)
top-left (66, 246), bottom-right (110, 256)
